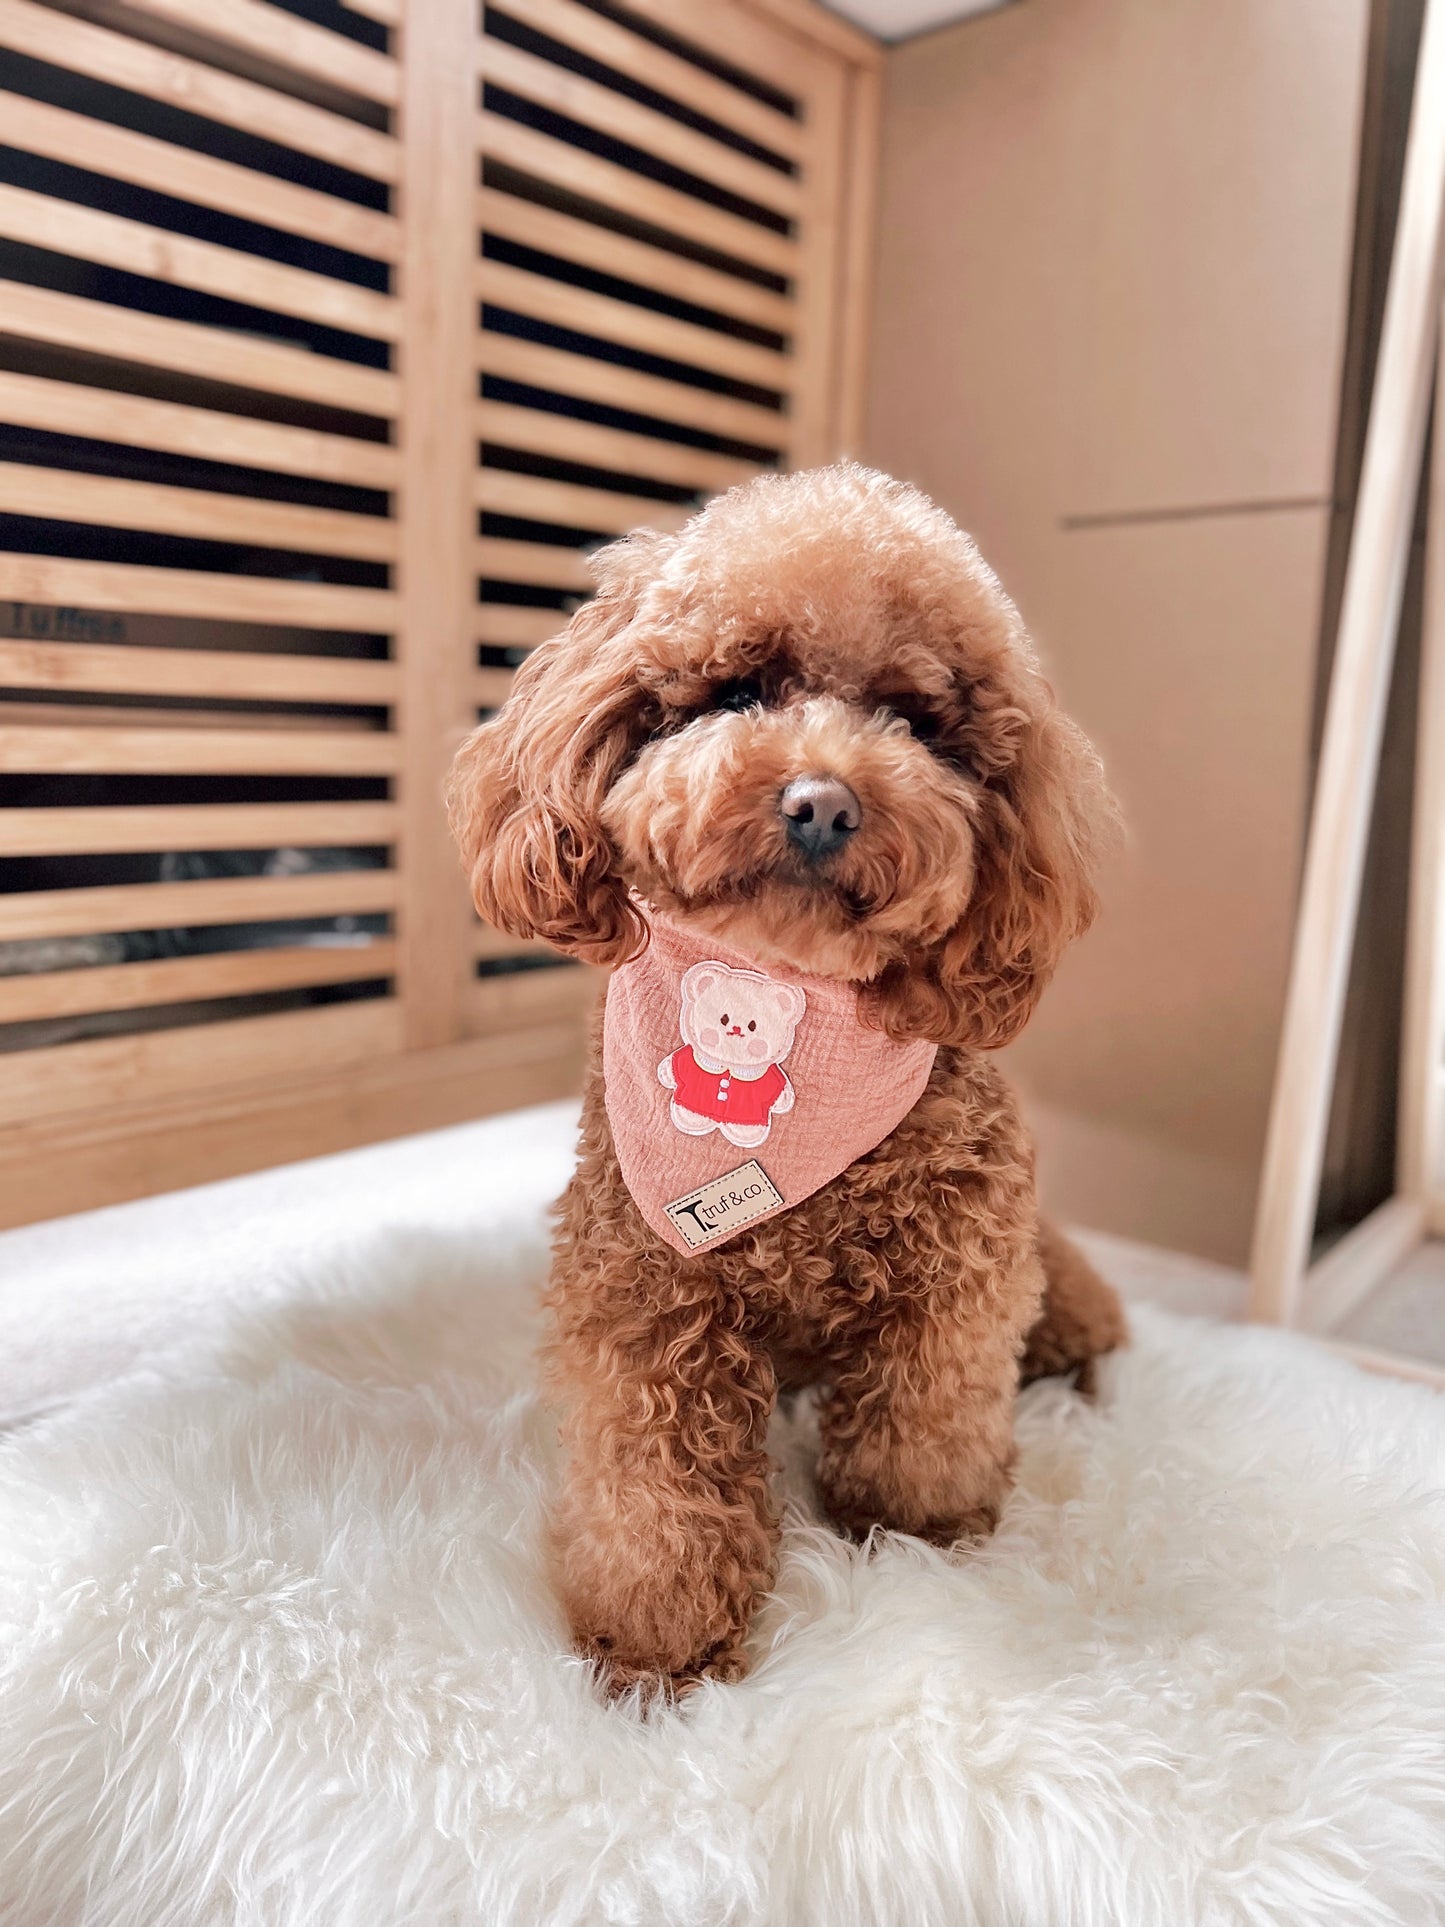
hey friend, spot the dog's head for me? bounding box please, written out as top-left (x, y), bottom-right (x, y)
top-left (447, 464), bottom-right (1112, 1048)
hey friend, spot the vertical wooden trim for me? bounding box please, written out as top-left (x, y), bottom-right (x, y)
top-left (1298, 1194), bottom-right (1426, 1334)
top-left (835, 57), bottom-right (881, 456)
top-left (396, 0), bottom-right (479, 1050)
top-left (1248, 0), bottom-right (1445, 1325)
top-left (1399, 328), bottom-right (1445, 1207)
top-left (788, 56), bottom-right (848, 466)
top-left (1318, 1334), bottom-right (1445, 1389)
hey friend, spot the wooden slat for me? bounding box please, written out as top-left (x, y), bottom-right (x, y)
top-left (476, 468), bottom-right (693, 533)
top-left (0, 940), bottom-right (397, 1026)
top-left (1319, 1334), bottom-right (1445, 1390)
top-left (0, 185), bottom-right (398, 343)
top-left (480, 112), bottom-right (796, 280)
top-left (477, 189), bottom-right (794, 336)
top-left (746, 0), bottom-right (880, 65)
top-left (478, 603), bottom-right (569, 648)
top-left (476, 927), bottom-right (557, 961)
top-left (0, 0), bottom-right (398, 182)
top-left (481, 332), bottom-right (788, 450)
top-left (782, 53), bottom-right (845, 466)
top-left (1249, 0), bottom-right (1445, 1326)
top-left (395, 0), bottom-right (484, 1053)
top-left (0, 373), bottom-right (400, 492)
top-left (466, 962), bottom-right (600, 1029)
top-left (342, 0), bottom-right (399, 22)
top-left (0, 1025), bottom-right (585, 1231)
top-left (0, 801), bottom-right (398, 856)
top-left (0, 463), bottom-right (396, 562)
top-left (0, 999), bottom-right (401, 1126)
top-left (475, 538), bottom-right (596, 590)
top-left (836, 60), bottom-right (881, 456)
top-left (0, 282), bottom-right (398, 419)
top-left (478, 260), bottom-right (789, 390)
top-left (1299, 1196), bottom-right (1428, 1336)
top-left (475, 666), bottom-right (516, 707)
top-left (0, 92), bottom-right (398, 263)
top-left (492, 0), bottom-right (805, 164)
top-left (477, 399), bottom-right (761, 494)
top-left (1399, 325), bottom-right (1445, 1210)
top-left (0, 700), bottom-right (377, 732)
top-left (0, 555), bottom-right (396, 633)
top-left (0, 724), bottom-right (399, 775)
top-left (481, 35), bottom-right (799, 222)
top-left (618, 0), bottom-right (833, 93)
top-left (3, 868), bottom-right (399, 942)
top-left (0, 638), bottom-right (397, 705)
top-left (123, 0), bottom-right (400, 107)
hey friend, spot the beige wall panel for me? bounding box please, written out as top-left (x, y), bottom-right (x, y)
top-left (1028, 1098), bottom-right (1266, 1270)
top-left (868, 0), bottom-right (1365, 1262)
top-left (1001, 508), bottom-right (1329, 1263)
top-left (869, 0), bottom-right (1367, 526)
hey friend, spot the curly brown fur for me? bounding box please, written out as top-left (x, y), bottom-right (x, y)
top-left (447, 464), bottom-right (1128, 1699)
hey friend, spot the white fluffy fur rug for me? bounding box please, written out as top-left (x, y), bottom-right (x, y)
top-left (4, 1211), bottom-right (1445, 1925)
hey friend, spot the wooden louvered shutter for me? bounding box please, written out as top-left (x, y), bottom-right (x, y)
top-left (0, 0), bottom-right (880, 1227)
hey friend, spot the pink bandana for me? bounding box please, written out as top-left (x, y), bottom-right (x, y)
top-left (603, 910), bottom-right (938, 1256)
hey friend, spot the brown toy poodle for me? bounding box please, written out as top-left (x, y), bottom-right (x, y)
top-left (448, 463), bottom-right (1126, 1698)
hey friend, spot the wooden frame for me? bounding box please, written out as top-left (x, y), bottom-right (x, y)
top-left (0, 0), bottom-right (881, 1228)
top-left (1249, 0), bottom-right (1445, 1387)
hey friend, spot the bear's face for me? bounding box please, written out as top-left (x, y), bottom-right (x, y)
top-left (679, 960), bottom-right (806, 1073)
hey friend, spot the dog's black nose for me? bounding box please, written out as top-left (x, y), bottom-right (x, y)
top-left (779, 775), bottom-right (861, 862)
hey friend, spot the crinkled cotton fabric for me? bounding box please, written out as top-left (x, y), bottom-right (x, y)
top-left (603, 909), bottom-right (937, 1255)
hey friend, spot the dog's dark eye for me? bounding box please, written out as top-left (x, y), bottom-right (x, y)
top-left (878, 700), bottom-right (942, 745)
top-left (713, 676), bottom-right (766, 713)
top-left (720, 1012), bottom-right (729, 1026)
top-left (747, 1020), bottom-right (756, 1032)
top-left (894, 705), bottom-right (941, 741)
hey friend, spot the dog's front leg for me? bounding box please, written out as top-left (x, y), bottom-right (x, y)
top-left (815, 1249), bottom-right (1043, 1547)
top-left (545, 1258), bottom-right (778, 1699)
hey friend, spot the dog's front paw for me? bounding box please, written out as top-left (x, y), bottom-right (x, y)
top-left (817, 1449), bottom-right (1012, 1551)
top-left (579, 1630), bottom-right (750, 1705)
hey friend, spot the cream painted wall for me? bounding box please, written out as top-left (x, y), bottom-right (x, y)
top-left (866, 0), bottom-right (1369, 1262)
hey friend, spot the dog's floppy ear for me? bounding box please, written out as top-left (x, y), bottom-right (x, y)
top-left (873, 671), bottom-right (1111, 1049)
top-left (445, 532), bottom-right (671, 965)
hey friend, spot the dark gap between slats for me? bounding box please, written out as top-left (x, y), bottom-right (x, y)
top-left (0, 145), bottom-right (390, 292)
top-left (0, 846), bottom-right (390, 892)
top-left (0, 337), bottom-right (393, 444)
top-left (0, 236), bottom-right (390, 369)
top-left (0, 512), bottom-right (390, 587)
top-left (263, 0), bottom-right (389, 55)
top-left (0, 691), bottom-right (388, 728)
top-left (0, 774), bottom-right (390, 807)
top-left (34, 0), bottom-right (390, 130)
top-left (478, 577), bottom-right (578, 608)
top-left (483, 162), bottom-right (789, 293)
top-left (483, 307), bottom-right (784, 409)
top-left (479, 441), bottom-right (699, 505)
top-left (476, 954), bottom-right (578, 977)
top-left (1, 49), bottom-right (389, 208)
top-left (2, 606), bottom-right (389, 661)
top-left (484, 87), bottom-right (793, 237)
top-left (480, 372), bottom-right (781, 463)
top-left (481, 232), bottom-right (787, 351)
top-left (0, 979), bottom-right (393, 1056)
top-left (0, 426), bottom-right (389, 519)
top-left (484, 10), bottom-right (796, 176)
top-left (479, 642), bottom-right (548, 669)
top-left (480, 511), bottom-right (614, 547)
top-left (577, 0), bottom-right (800, 120)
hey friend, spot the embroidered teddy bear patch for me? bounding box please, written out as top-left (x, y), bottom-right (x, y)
top-left (658, 959), bottom-right (807, 1148)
